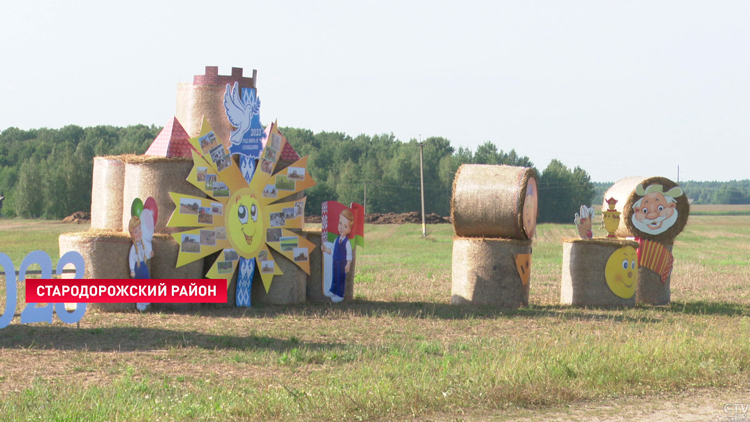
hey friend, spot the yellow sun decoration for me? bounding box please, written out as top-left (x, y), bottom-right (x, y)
top-left (168, 119), bottom-right (316, 293)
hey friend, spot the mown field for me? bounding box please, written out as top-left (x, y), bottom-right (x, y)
top-left (0, 215), bottom-right (749, 421)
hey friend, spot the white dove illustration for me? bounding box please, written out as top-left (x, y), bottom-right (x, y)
top-left (223, 81), bottom-right (260, 146)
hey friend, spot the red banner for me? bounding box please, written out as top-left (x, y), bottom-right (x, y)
top-left (25, 279), bottom-right (227, 303)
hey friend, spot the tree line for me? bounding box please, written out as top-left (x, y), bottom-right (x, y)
top-left (0, 124), bottom-right (611, 223)
top-left (593, 180), bottom-right (750, 206)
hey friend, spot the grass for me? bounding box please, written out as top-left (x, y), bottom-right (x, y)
top-left (0, 216), bottom-right (749, 421)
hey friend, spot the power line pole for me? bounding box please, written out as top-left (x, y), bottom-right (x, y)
top-left (364, 181), bottom-right (367, 214)
top-left (419, 135), bottom-right (426, 238)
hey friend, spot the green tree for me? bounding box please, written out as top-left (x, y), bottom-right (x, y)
top-left (538, 160), bottom-right (595, 223)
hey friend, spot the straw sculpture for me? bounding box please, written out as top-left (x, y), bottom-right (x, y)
top-left (90, 156), bottom-right (126, 231)
top-left (560, 238), bottom-right (639, 307)
top-left (603, 176), bottom-right (690, 242)
top-left (120, 155), bottom-right (205, 233)
top-left (451, 237), bottom-right (532, 307)
top-left (451, 164), bottom-right (538, 239)
top-left (636, 241), bottom-right (674, 305)
top-left (59, 230), bottom-right (136, 312)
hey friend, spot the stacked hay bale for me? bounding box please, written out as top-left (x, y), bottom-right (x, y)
top-left (90, 156), bottom-right (126, 231)
top-left (61, 153), bottom-right (207, 312)
top-left (450, 165), bottom-right (537, 307)
top-left (560, 238), bottom-right (639, 307)
top-left (603, 176), bottom-right (689, 305)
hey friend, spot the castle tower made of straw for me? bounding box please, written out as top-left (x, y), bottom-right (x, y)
top-left (175, 66), bottom-right (257, 145)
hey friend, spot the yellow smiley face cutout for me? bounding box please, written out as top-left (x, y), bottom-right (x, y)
top-left (226, 188), bottom-right (264, 256)
top-left (605, 246), bottom-right (638, 299)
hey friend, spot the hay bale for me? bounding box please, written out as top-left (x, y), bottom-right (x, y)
top-left (303, 229), bottom-right (356, 303)
top-left (90, 156), bottom-right (126, 231)
top-left (560, 238), bottom-right (639, 307)
top-left (451, 237), bottom-right (532, 307)
top-left (59, 230), bottom-right (135, 312)
top-left (451, 164), bottom-right (538, 239)
top-left (251, 249), bottom-right (306, 305)
top-left (636, 242), bottom-right (673, 305)
top-left (147, 233), bottom-right (206, 312)
top-left (603, 176), bottom-right (690, 242)
top-left (121, 155), bottom-right (205, 234)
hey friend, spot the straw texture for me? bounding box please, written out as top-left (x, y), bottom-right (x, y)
top-left (451, 237), bottom-right (532, 307)
top-left (175, 84), bottom-right (234, 144)
top-left (636, 242), bottom-right (674, 305)
top-left (251, 248), bottom-right (307, 305)
top-left (603, 176), bottom-right (690, 241)
top-left (59, 230), bottom-right (136, 312)
top-left (560, 238), bottom-right (639, 307)
top-left (90, 156), bottom-right (126, 231)
top-left (451, 164), bottom-right (537, 239)
top-left (121, 156), bottom-right (205, 233)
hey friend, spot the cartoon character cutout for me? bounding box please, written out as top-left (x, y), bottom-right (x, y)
top-left (129, 197), bottom-right (157, 311)
top-left (574, 205), bottom-right (595, 239)
top-left (322, 208), bottom-right (354, 303)
top-left (605, 246), bottom-right (638, 299)
top-left (631, 184), bottom-right (684, 235)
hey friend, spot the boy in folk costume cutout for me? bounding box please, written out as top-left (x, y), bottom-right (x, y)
top-left (321, 208), bottom-right (354, 303)
top-left (128, 210), bottom-right (154, 311)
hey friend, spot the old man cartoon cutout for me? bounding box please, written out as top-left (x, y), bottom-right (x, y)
top-left (630, 184), bottom-right (684, 236)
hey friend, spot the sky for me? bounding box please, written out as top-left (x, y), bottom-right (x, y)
top-left (1, 0), bottom-right (748, 183)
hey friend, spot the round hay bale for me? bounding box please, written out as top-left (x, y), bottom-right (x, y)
top-left (451, 164), bottom-right (538, 239)
top-left (451, 237), bottom-right (532, 307)
top-left (251, 248), bottom-right (311, 305)
top-left (560, 238), bottom-right (639, 307)
top-left (90, 156), bottom-right (126, 231)
top-left (59, 230), bottom-right (135, 312)
top-left (603, 176), bottom-right (689, 241)
top-left (147, 233), bottom-right (206, 312)
top-left (121, 155), bottom-right (206, 234)
top-left (636, 241), bottom-right (674, 306)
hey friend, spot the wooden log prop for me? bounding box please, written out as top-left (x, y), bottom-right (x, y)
top-left (451, 164), bottom-right (538, 240)
top-left (451, 237), bottom-right (532, 307)
top-left (90, 156), bottom-right (126, 231)
top-left (59, 230), bottom-right (137, 312)
top-left (121, 155), bottom-right (205, 234)
top-left (560, 238), bottom-right (639, 307)
top-left (603, 176), bottom-right (689, 242)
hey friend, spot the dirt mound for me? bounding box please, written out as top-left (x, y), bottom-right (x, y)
top-left (62, 211), bottom-right (91, 224)
top-left (305, 212), bottom-right (450, 225)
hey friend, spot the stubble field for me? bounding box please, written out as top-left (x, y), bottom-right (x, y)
top-left (0, 214), bottom-right (749, 421)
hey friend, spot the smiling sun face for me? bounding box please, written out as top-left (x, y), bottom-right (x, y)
top-left (226, 188), bottom-right (263, 255)
top-left (166, 120), bottom-right (317, 293)
top-left (605, 246), bottom-right (638, 299)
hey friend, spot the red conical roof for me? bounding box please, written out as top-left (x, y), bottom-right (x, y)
top-left (145, 117), bottom-right (194, 158)
top-left (279, 140), bottom-right (300, 162)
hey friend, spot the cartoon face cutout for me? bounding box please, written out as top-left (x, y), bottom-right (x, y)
top-left (522, 178), bottom-right (538, 238)
top-left (631, 191), bottom-right (678, 235)
top-left (338, 215), bottom-right (352, 238)
top-left (226, 188), bottom-right (264, 256)
top-left (605, 246), bottom-right (638, 299)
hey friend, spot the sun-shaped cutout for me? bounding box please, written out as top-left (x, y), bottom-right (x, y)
top-left (167, 119), bottom-right (316, 293)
